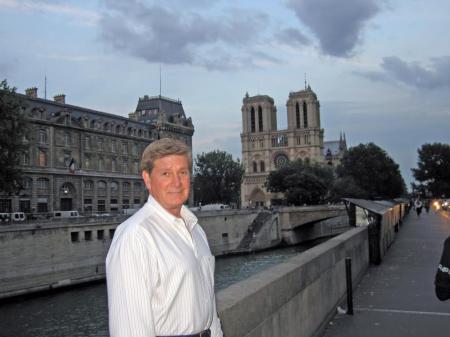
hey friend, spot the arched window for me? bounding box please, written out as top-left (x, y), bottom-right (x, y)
top-left (116, 125), bottom-right (121, 134)
top-left (250, 107), bottom-right (256, 133)
top-left (90, 120), bottom-right (96, 129)
top-left (295, 102), bottom-right (300, 128)
top-left (303, 101), bottom-right (308, 128)
top-left (111, 181), bottom-right (119, 194)
top-left (134, 182), bottom-right (142, 192)
top-left (37, 178), bottom-right (49, 190)
top-left (260, 161), bottom-right (265, 172)
top-left (253, 161), bottom-right (258, 173)
top-left (98, 157), bottom-right (104, 171)
top-left (98, 180), bottom-right (106, 191)
top-left (23, 177), bottom-right (32, 190)
top-left (258, 106), bottom-right (263, 132)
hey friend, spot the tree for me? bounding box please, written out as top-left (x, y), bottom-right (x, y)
top-left (336, 143), bottom-right (406, 199)
top-left (412, 143), bottom-right (450, 198)
top-left (193, 150), bottom-right (244, 206)
top-left (266, 160), bottom-right (335, 205)
top-left (0, 80), bottom-right (29, 194)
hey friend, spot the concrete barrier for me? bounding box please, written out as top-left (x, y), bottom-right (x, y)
top-left (216, 227), bottom-right (369, 337)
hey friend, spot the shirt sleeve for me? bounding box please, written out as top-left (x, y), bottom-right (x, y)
top-left (210, 294), bottom-right (224, 337)
top-left (106, 228), bottom-right (157, 337)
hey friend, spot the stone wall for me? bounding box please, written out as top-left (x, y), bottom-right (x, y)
top-left (216, 227), bottom-right (369, 337)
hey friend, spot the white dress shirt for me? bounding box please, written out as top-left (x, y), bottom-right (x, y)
top-left (106, 196), bottom-right (223, 337)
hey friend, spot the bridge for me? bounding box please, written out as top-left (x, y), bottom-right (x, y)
top-left (215, 206), bottom-right (450, 337)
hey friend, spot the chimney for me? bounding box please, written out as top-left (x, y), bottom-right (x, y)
top-left (54, 94), bottom-right (66, 104)
top-left (25, 87), bottom-right (38, 98)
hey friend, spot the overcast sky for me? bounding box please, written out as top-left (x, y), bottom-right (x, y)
top-left (1, 0), bottom-right (450, 188)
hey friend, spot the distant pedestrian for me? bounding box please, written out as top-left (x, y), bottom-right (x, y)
top-left (415, 199), bottom-right (423, 216)
top-left (425, 199), bottom-right (430, 213)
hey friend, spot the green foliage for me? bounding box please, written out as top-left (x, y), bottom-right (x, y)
top-left (336, 143), bottom-right (406, 199)
top-left (193, 150), bottom-right (244, 206)
top-left (0, 80), bottom-right (29, 194)
top-left (266, 160), bottom-right (335, 205)
top-left (412, 143), bottom-right (450, 198)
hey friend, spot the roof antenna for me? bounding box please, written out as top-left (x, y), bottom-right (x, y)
top-left (159, 64), bottom-right (162, 112)
top-left (44, 75), bottom-right (47, 99)
top-left (304, 72), bottom-right (307, 90)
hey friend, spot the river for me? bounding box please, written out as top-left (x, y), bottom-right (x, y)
top-left (0, 242), bottom-right (321, 337)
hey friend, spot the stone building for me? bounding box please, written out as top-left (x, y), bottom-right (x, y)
top-left (0, 87), bottom-right (194, 215)
top-left (240, 86), bottom-right (346, 208)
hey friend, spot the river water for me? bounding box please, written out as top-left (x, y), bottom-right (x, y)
top-left (0, 243), bottom-right (320, 337)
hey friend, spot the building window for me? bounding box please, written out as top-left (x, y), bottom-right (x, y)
top-left (22, 151), bottom-right (30, 165)
top-left (296, 102), bottom-right (300, 128)
top-left (85, 155), bottom-right (91, 169)
top-left (122, 142), bottom-right (128, 154)
top-left (84, 136), bottom-right (90, 150)
top-left (84, 198), bottom-right (92, 205)
top-left (84, 231), bottom-right (92, 241)
top-left (64, 132), bottom-right (71, 146)
top-left (134, 182), bottom-right (142, 192)
top-left (37, 178), bottom-right (49, 189)
top-left (111, 181), bottom-right (119, 194)
top-left (260, 161), bottom-right (265, 172)
top-left (250, 107), bottom-right (255, 133)
top-left (98, 199), bottom-right (106, 212)
top-left (253, 161), bottom-right (257, 173)
top-left (84, 180), bottom-right (93, 190)
top-left (23, 177), bottom-right (32, 189)
top-left (98, 181), bottom-right (106, 196)
top-left (99, 157), bottom-right (104, 171)
top-left (132, 143), bottom-right (138, 156)
top-left (133, 198), bottom-right (141, 207)
top-left (39, 129), bottom-right (47, 144)
top-left (303, 101), bottom-right (308, 128)
top-left (63, 151), bottom-right (71, 167)
top-left (133, 160), bottom-right (139, 174)
top-left (112, 158), bottom-right (117, 172)
top-left (123, 182), bottom-right (130, 192)
top-left (258, 106), bottom-right (263, 132)
top-left (37, 148), bottom-right (47, 166)
top-left (71, 232), bottom-right (79, 242)
top-left (122, 199), bottom-right (129, 209)
top-left (97, 230), bottom-right (104, 240)
top-left (123, 158), bottom-right (128, 173)
top-left (109, 228), bottom-right (115, 239)
top-left (97, 137), bottom-right (103, 151)
top-left (111, 140), bottom-right (116, 153)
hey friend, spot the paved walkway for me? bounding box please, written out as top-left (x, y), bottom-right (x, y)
top-left (321, 208), bottom-right (450, 337)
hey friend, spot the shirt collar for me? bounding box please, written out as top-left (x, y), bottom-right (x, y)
top-left (146, 195), bottom-right (198, 232)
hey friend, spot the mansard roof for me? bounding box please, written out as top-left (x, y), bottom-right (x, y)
top-left (135, 95), bottom-right (186, 122)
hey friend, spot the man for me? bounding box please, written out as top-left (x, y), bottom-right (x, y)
top-left (106, 138), bottom-right (223, 337)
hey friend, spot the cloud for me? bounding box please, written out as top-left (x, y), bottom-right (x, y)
top-left (286, 0), bottom-right (381, 57)
top-left (0, 0), bottom-right (99, 24)
top-left (381, 56), bottom-right (450, 89)
top-left (98, 0), bottom-right (271, 70)
top-left (276, 27), bottom-right (311, 47)
top-left (357, 56), bottom-right (450, 90)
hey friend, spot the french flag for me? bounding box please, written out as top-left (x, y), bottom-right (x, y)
top-left (69, 158), bottom-right (75, 174)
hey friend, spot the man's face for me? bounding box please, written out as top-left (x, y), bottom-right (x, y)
top-left (142, 154), bottom-right (190, 217)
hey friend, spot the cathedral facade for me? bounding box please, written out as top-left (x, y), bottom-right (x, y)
top-left (240, 86), bottom-right (346, 208)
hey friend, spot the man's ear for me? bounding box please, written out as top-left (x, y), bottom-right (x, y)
top-left (142, 170), bottom-right (151, 192)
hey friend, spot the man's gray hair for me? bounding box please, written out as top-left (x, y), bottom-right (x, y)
top-left (140, 138), bottom-right (192, 173)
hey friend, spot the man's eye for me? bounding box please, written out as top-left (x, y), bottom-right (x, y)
top-left (162, 172), bottom-right (170, 176)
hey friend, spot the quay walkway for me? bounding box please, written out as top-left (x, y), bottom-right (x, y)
top-left (322, 209), bottom-right (450, 337)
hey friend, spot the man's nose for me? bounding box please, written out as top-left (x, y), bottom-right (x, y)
top-left (171, 173), bottom-right (182, 186)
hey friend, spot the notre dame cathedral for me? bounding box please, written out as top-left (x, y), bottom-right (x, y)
top-left (240, 85), bottom-right (347, 208)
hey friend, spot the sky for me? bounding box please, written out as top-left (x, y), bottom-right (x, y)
top-left (1, 0), bottom-right (450, 188)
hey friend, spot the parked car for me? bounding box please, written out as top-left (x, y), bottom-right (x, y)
top-left (0, 212), bottom-right (26, 223)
